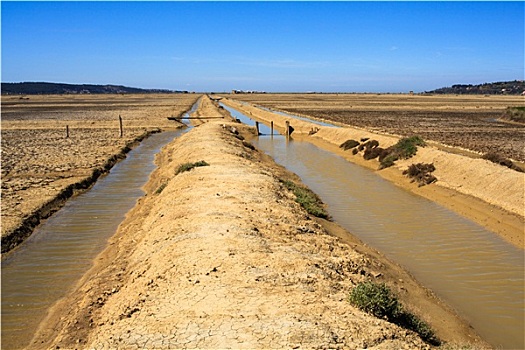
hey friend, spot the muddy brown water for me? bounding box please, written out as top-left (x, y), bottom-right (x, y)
top-left (1, 128), bottom-right (189, 349)
top-left (223, 104), bottom-right (525, 350)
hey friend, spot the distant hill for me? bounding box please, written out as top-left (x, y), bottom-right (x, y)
top-left (1, 82), bottom-right (187, 95)
top-left (425, 80), bottom-right (525, 95)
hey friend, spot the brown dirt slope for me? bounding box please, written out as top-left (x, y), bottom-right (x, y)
top-left (30, 98), bottom-right (486, 349)
top-left (221, 98), bottom-right (524, 249)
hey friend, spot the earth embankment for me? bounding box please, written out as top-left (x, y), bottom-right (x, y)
top-left (221, 98), bottom-right (524, 249)
top-left (30, 97), bottom-right (486, 349)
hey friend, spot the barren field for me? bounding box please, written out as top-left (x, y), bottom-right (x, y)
top-left (1, 94), bottom-right (199, 252)
top-left (228, 93), bottom-right (525, 163)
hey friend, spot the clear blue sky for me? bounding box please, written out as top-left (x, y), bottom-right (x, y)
top-left (1, 1), bottom-right (523, 92)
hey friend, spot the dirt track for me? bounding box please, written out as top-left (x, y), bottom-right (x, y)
top-left (30, 97), bottom-right (487, 349)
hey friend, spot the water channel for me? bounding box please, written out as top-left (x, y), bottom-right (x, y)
top-left (222, 103), bottom-right (525, 350)
top-left (2, 98), bottom-right (523, 349)
top-left (1, 106), bottom-right (196, 349)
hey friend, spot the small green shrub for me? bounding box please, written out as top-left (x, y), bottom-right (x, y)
top-left (379, 153), bottom-right (397, 169)
top-left (394, 136), bottom-right (426, 159)
top-left (379, 136), bottom-right (426, 169)
top-left (280, 179), bottom-right (329, 219)
top-left (340, 139), bottom-right (360, 150)
top-left (502, 106), bottom-right (525, 123)
top-left (175, 160), bottom-right (209, 175)
top-left (349, 281), bottom-right (400, 318)
top-left (155, 183), bottom-right (167, 194)
top-left (349, 281), bottom-right (440, 345)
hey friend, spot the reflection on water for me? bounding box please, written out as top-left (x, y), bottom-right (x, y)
top-left (1, 130), bottom-right (185, 349)
top-left (227, 103), bottom-right (524, 350)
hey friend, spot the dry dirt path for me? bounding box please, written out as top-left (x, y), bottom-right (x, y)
top-left (30, 97), bottom-right (486, 349)
top-left (221, 98), bottom-right (524, 249)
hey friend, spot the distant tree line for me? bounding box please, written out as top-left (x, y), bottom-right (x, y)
top-left (425, 80), bottom-right (524, 95)
top-left (1, 82), bottom-right (189, 95)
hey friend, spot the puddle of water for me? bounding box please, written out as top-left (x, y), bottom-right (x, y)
top-left (227, 104), bottom-right (525, 349)
top-left (1, 128), bottom-right (189, 349)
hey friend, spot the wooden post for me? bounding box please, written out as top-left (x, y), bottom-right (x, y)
top-left (119, 115), bottom-right (123, 137)
top-left (271, 121), bottom-right (274, 136)
top-left (66, 125), bottom-right (69, 138)
top-left (285, 121), bottom-right (290, 139)
top-left (255, 121), bottom-right (260, 135)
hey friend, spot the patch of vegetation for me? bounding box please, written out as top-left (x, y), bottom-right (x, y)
top-left (501, 106), bottom-right (525, 123)
top-left (379, 136), bottom-right (426, 169)
top-left (425, 80), bottom-right (525, 95)
top-left (1, 82), bottom-right (180, 95)
top-left (363, 147), bottom-right (385, 160)
top-left (175, 160), bottom-right (210, 175)
top-left (482, 152), bottom-right (524, 172)
top-left (379, 154), bottom-right (397, 168)
top-left (280, 179), bottom-right (329, 219)
top-left (155, 183), bottom-right (167, 194)
top-left (392, 136), bottom-right (426, 158)
top-left (340, 139), bottom-right (360, 150)
top-left (358, 139), bottom-right (379, 152)
top-left (403, 163), bottom-right (438, 186)
top-left (349, 281), bottom-right (440, 345)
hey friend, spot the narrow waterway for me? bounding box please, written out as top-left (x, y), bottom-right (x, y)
top-left (1, 127), bottom-right (190, 349)
top-left (222, 103), bottom-right (525, 350)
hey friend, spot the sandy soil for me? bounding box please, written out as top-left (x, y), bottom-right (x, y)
top-left (1, 94), bottom-right (199, 252)
top-left (221, 98), bottom-right (524, 249)
top-left (30, 97), bottom-right (487, 349)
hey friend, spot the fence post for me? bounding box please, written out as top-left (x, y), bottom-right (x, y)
top-left (271, 121), bottom-right (274, 136)
top-left (285, 121), bottom-right (290, 139)
top-left (119, 115), bottom-right (123, 137)
top-left (66, 125), bottom-right (69, 138)
top-left (255, 121), bottom-right (260, 135)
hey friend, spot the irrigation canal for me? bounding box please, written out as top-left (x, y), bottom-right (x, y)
top-left (1, 99), bottom-right (523, 349)
top-left (222, 103), bottom-right (524, 350)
